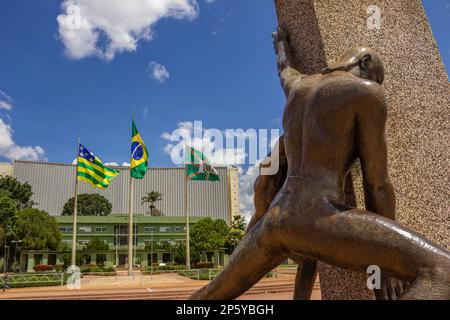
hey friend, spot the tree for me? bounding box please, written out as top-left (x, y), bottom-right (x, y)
top-left (0, 194), bottom-right (18, 237)
top-left (84, 238), bottom-right (109, 252)
top-left (141, 191), bottom-right (163, 216)
top-left (15, 208), bottom-right (61, 250)
top-left (0, 175), bottom-right (34, 209)
top-left (0, 226), bottom-right (4, 247)
top-left (226, 215), bottom-right (247, 254)
top-left (190, 218), bottom-right (229, 252)
top-left (62, 194), bottom-right (112, 216)
top-left (173, 242), bottom-right (200, 266)
top-left (83, 238), bottom-right (109, 266)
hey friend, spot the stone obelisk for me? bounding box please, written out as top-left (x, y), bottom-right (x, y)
top-left (275, 0), bottom-right (449, 299)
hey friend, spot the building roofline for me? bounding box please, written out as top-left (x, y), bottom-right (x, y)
top-left (13, 160), bottom-right (231, 170)
top-left (54, 215), bottom-right (207, 223)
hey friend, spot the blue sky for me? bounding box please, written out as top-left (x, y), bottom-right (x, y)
top-left (0, 0), bottom-right (448, 216)
top-left (0, 0), bottom-right (284, 167)
top-left (0, 0), bottom-right (448, 166)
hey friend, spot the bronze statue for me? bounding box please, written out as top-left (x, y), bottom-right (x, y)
top-left (248, 135), bottom-right (319, 300)
top-left (190, 28), bottom-right (450, 300)
top-left (249, 135), bottom-right (405, 300)
top-left (249, 135), bottom-right (319, 300)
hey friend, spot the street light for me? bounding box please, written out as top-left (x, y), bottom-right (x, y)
top-left (11, 240), bottom-right (23, 272)
top-left (3, 245), bottom-right (9, 275)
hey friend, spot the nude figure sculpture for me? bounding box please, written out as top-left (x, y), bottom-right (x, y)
top-left (190, 28), bottom-right (450, 300)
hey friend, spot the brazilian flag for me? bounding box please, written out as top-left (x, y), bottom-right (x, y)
top-left (186, 146), bottom-right (220, 181)
top-left (131, 119), bottom-right (148, 179)
top-left (77, 144), bottom-right (119, 188)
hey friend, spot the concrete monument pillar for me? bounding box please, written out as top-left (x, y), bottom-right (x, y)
top-left (275, 0), bottom-right (449, 299)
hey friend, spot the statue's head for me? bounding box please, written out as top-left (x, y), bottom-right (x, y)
top-left (321, 47), bottom-right (385, 84)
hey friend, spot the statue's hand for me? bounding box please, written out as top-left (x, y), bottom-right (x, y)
top-left (272, 27), bottom-right (290, 54)
top-left (374, 275), bottom-right (408, 300)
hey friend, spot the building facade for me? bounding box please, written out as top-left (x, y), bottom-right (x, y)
top-left (2, 161), bottom-right (238, 272)
top-left (18, 215), bottom-right (230, 272)
top-left (11, 161), bottom-right (240, 224)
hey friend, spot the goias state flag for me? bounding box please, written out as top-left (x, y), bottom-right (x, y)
top-left (77, 144), bottom-right (119, 188)
top-left (131, 119), bottom-right (148, 179)
top-left (185, 146), bottom-right (220, 181)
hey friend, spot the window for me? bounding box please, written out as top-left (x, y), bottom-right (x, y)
top-left (144, 227), bottom-right (157, 233)
top-left (144, 240), bottom-right (153, 246)
top-left (175, 227), bottom-right (182, 233)
top-left (158, 239), bottom-right (173, 246)
top-left (95, 227), bottom-right (108, 232)
top-left (113, 237), bottom-right (136, 246)
top-left (162, 253), bottom-right (171, 263)
top-left (159, 227), bottom-right (172, 233)
top-left (114, 226), bottom-right (128, 235)
top-left (59, 226), bottom-right (73, 233)
top-left (79, 226), bottom-right (92, 233)
top-left (78, 240), bottom-right (90, 245)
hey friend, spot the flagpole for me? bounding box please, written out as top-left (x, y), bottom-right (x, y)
top-left (71, 138), bottom-right (80, 267)
top-left (185, 164), bottom-right (190, 269)
top-left (133, 212), bottom-right (138, 270)
top-left (128, 114), bottom-right (135, 276)
top-left (128, 174), bottom-right (134, 276)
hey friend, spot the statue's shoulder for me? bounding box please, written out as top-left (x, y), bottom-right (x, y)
top-left (318, 72), bottom-right (385, 100)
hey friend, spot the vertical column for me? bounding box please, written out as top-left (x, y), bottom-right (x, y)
top-left (275, 0), bottom-right (449, 299)
top-left (27, 253), bottom-right (35, 273)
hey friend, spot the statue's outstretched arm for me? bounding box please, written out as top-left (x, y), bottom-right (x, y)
top-left (356, 93), bottom-right (396, 220)
top-left (273, 28), bottom-right (305, 97)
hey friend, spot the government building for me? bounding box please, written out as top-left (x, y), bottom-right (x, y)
top-left (1, 161), bottom-right (240, 271)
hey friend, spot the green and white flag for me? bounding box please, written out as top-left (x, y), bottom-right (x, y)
top-left (185, 146), bottom-right (220, 181)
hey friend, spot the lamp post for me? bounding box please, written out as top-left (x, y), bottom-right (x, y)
top-left (3, 245), bottom-right (9, 275)
top-left (115, 228), bottom-right (118, 267)
top-left (11, 240), bottom-right (23, 272)
top-left (150, 228), bottom-right (154, 278)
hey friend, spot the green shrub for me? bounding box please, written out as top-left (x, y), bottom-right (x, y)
top-left (54, 264), bottom-right (65, 272)
top-left (80, 265), bottom-right (114, 273)
top-left (196, 262), bottom-right (214, 269)
top-left (150, 264), bottom-right (187, 271)
top-left (187, 269), bottom-right (214, 280)
top-left (33, 264), bottom-right (55, 272)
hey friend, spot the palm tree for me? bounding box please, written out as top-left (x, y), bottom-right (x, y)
top-left (141, 191), bottom-right (163, 216)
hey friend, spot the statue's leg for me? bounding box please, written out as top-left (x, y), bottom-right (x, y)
top-left (190, 215), bottom-right (288, 300)
top-left (286, 208), bottom-right (450, 300)
top-left (291, 257), bottom-right (317, 300)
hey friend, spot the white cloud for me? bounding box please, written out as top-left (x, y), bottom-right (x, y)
top-left (0, 118), bottom-right (46, 161)
top-left (161, 121), bottom-right (247, 166)
top-left (104, 162), bottom-right (119, 167)
top-left (238, 163), bottom-right (260, 222)
top-left (0, 91), bottom-right (12, 110)
top-left (57, 0), bottom-right (199, 60)
top-left (0, 91), bottom-right (46, 161)
top-left (161, 121), bottom-right (263, 221)
top-left (6, 146), bottom-right (46, 161)
top-left (148, 61), bottom-right (170, 83)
